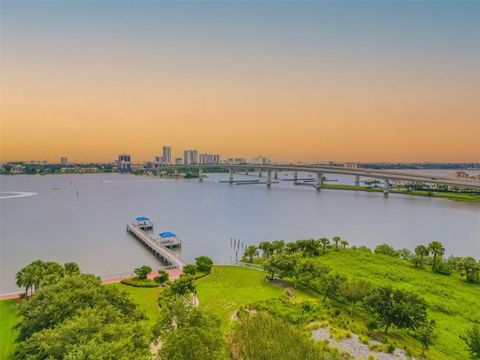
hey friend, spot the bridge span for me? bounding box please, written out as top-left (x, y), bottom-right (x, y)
top-left (153, 164), bottom-right (480, 194)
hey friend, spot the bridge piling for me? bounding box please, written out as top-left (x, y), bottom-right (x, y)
top-left (294, 171), bottom-right (298, 182)
top-left (355, 175), bottom-right (360, 186)
top-left (199, 168), bottom-right (203, 182)
top-left (316, 172), bottom-right (323, 191)
top-left (274, 171), bottom-right (278, 180)
top-left (384, 179), bottom-right (390, 196)
top-left (267, 170), bottom-right (272, 187)
top-left (229, 168), bottom-right (234, 184)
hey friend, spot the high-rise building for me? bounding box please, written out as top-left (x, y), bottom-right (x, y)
top-left (117, 154), bottom-right (131, 172)
top-left (183, 150), bottom-right (198, 165)
top-left (199, 153), bottom-right (220, 165)
top-left (162, 146), bottom-right (171, 164)
top-left (250, 156), bottom-right (271, 165)
top-left (60, 157), bottom-right (68, 165)
top-left (175, 158), bottom-right (183, 165)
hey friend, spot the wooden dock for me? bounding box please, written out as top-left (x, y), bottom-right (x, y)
top-left (126, 223), bottom-right (186, 269)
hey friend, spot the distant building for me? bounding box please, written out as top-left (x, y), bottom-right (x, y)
top-left (224, 157), bottom-right (246, 165)
top-left (199, 153), bottom-right (220, 165)
top-left (175, 158), bottom-right (183, 165)
top-left (162, 146), bottom-right (171, 164)
top-left (11, 164), bottom-right (25, 173)
top-left (183, 150), bottom-right (198, 165)
top-left (60, 167), bottom-right (98, 173)
top-left (60, 157), bottom-right (68, 165)
top-left (154, 146), bottom-right (172, 168)
top-left (117, 154), bottom-right (131, 172)
top-left (343, 162), bottom-right (359, 169)
top-left (250, 156), bottom-right (271, 165)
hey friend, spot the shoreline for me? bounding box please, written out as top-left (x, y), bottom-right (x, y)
top-left (321, 184), bottom-right (480, 202)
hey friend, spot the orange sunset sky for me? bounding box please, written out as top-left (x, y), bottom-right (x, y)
top-left (1, 2), bottom-right (479, 163)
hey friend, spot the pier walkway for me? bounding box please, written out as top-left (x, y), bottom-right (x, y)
top-left (126, 222), bottom-right (186, 269)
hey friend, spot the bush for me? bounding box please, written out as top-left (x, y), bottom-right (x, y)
top-left (154, 270), bottom-right (169, 284)
top-left (121, 277), bottom-right (159, 288)
top-left (182, 264), bottom-right (197, 276)
top-left (433, 260), bottom-right (452, 275)
top-left (195, 256), bottom-right (214, 273)
top-left (374, 244), bottom-right (399, 258)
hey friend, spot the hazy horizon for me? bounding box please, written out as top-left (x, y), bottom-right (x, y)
top-left (1, 1), bottom-right (479, 163)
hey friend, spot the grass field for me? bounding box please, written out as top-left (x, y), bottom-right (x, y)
top-left (0, 300), bottom-right (19, 360)
top-left (315, 249), bottom-right (480, 360)
top-left (196, 265), bottom-right (285, 329)
top-left (108, 283), bottom-right (162, 328)
top-left (321, 183), bottom-right (480, 202)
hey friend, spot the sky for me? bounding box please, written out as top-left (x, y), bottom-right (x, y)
top-left (1, 1), bottom-right (479, 163)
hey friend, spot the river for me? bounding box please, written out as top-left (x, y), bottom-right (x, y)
top-left (1, 171), bottom-right (479, 293)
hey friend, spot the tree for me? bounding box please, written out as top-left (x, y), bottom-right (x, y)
top-left (134, 265), bottom-right (152, 280)
top-left (64, 262), bottom-right (80, 275)
top-left (460, 257), bottom-right (480, 283)
top-left (154, 269), bottom-right (169, 284)
top-left (341, 280), bottom-right (373, 316)
top-left (363, 286), bottom-right (428, 335)
top-left (340, 240), bottom-right (349, 250)
top-left (460, 324), bottom-right (480, 359)
top-left (15, 305), bottom-right (150, 360)
top-left (155, 297), bottom-right (225, 360)
top-left (293, 259), bottom-right (330, 290)
top-left (416, 319), bottom-right (436, 351)
top-left (271, 240), bottom-right (285, 254)
top-left (332, 236), bottom-right (341, 250)
top-left (320, 273), bottom-right (346, 302)
top-left (16, 266), bottom-right (35, 299)
top-left (170, 275), bottom-right (196, 296)
top-left (16, 274), bottom-right (143, 342)
top-left (264, 254), bottom-right (297, 280)
top-left (285, 242), bottom-right (299, 254)
top-left (319, 237), bottom-right (330, 254)
top-left (244, 245), bottom-right (259, 263)
top-left (258, 241), bottom-right (273, 258)
top-left (195, 256), bottom-right (213, 273)
top-left (295, 239), bottom-right (320, 257)
top-left (374, 244), bottom-right (399, 257)
top-left (183, 264), bottom-right (197, 276)
top-left (428, 241), bottom-right (445, 271)
top-left (415, 245), bottom-right (429, 263)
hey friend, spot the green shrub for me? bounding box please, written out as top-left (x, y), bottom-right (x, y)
top-left (374, 244), bottom-right (399, 258)
top-left (120, 277), bottom-right (159, 288)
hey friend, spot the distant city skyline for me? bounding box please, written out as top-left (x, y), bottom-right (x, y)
top-left (1, 1), bottom-right (479, 163)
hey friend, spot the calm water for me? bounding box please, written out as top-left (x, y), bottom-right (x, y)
top-left (1, 172), bottom-right (479, 293)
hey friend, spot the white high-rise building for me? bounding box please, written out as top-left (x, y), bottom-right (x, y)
top-left (183, 150), bottom-right (198, 165)
top-left (199, 153), bottom-right (220, 165)
top-left (250, 155), bottom-right (271, 165)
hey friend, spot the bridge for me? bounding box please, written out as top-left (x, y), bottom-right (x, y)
top-left (153, 164), bottom-right (480, 194)
top-left (126, 221), bottom-right (186, 269)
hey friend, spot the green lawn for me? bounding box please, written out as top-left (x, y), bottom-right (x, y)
top-left (315, 249), bottom-right (480, 360)
top-left (0, 299), bottom-right (20, 360)
top-left (196, 265), bottom-right (285, 328)
top-left (108, 283), bottom-right (162, 327)
top-left (321, 183), bottom-right (480, 202)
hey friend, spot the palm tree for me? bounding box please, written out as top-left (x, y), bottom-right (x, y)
top-left (340, 240), bottom-right (349, 250)
top-left (244, 245), bottom-right (258, 263)
top-left (319, 237), bottom-right (330, 254)
top-left (427, 241), bottom-right (445, 271)
top-left (258, 241), bottom-right (273, 258)
top-left (16, 266), bottom-right (35, 299)
top-left (332, 236), bottom-right (341, 250)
